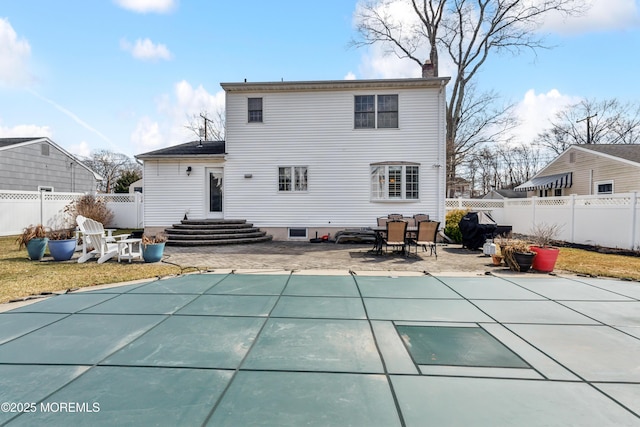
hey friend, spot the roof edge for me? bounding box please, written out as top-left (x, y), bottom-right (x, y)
top-left (221, 77), bottom-right (450, 92)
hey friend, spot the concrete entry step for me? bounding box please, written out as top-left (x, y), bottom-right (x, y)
top-left (165, 219), bottom-right (272, 246)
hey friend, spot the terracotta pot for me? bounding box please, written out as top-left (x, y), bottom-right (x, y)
top-left (530, 245), bottom-right (560, 273)
top-left (491, 255), bottom-right (503, 266)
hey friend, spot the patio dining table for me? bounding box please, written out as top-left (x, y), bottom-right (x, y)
top-left (371, 226), bottom-right (417, 255)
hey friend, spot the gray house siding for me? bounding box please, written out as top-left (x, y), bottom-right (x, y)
top-left (0, 140), bottom-right (97, 192)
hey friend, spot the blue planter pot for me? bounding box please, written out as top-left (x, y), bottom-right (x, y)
top-left (142, 242), bottom-right (165, 263)
top-left (48, 238), bottom-right (77, 261)
top-left (26, 238), bottom-right (48, 261)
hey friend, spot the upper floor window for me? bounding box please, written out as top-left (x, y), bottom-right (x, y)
top-left (355, 95), bottom-right (398, 129)
top-left (41, 144), bottom-right (50, 156)
top-left (371, 163), bottom-right (419, 200)
top-left (279, 166), bottom-right (308, 192)
top-left (248, 97), bottom-right (263, 123)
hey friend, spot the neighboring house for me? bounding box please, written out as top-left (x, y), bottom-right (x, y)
top-left (137, 75), bottom-right (450, 240)
top-left (515, 144), bottom-right (640, 196)
top-left (128, 179), bottom-right (143, 194)
top-left (0, 137), bottom-right (101, 192)
top-left (450, 177), bottom-right (472, 198)
top-left (482, 188), bottom-right (527, 199)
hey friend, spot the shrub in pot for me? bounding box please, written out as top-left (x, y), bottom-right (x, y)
top-left (529, 223), bottom-right (562, 273)
top-left (47, 229), bottom-right (77, 261)
top-left (16, 224), bottom-right (48, 261)
top-left (500, 239), bottom-right (536, 273)
top-left (142, 232), bottom-right (167, 263)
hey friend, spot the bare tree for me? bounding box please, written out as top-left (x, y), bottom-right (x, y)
top-left (466, 141), bottom-right (544, 195)
top-left (82, 150), bottom-right (140, 193)
top-left (185, 110), bottom-right (225, 141)
top-left (537, 98), bottom-right (640, 155)
top-left (352, 0), bottom-right (585, 196)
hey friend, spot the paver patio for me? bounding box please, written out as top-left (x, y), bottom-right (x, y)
top-left (0, 270), bottom-right (639, 426)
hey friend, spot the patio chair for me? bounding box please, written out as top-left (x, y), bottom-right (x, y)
top-left (383, 220), bottom-right (408, 254)
top-left (408, 220), bottom-right (440, 259)
top-left (76, 215), bottom-right (128, 264)
top-left (413, 213), bottom-right (429, 223)
top-left (387, 213), bottom-right (404, 220)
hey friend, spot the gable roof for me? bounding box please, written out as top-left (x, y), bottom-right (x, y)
top-left (0, 137), bottom-right (103, 180)
top-left (136, 140), bottom-right (226, 159)
top-left (575, 144), bottom-right (640, 165)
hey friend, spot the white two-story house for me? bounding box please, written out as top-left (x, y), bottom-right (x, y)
top-left (137, 75), bottom-right (449, 241)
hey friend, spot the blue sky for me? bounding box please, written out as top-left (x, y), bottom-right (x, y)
top-left (1, 0), bottom-right (640, 158)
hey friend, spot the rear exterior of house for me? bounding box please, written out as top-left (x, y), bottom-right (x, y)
top-left (516, 144), bottom-right (640, 197)
top-left (138, 77), bottom-right (449, 240)
top-left (0, 137), bottom-right (99, 192)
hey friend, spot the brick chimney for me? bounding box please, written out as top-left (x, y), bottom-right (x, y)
top-left (422, 60), bottom-right (435, 78)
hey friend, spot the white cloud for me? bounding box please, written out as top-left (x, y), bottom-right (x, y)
top-left (120, 38), bottom-right (172, 61)
top-left (66, 141), bottom-right (92, 158)
top-left (539, 0), bottom-right (640, 34)
top-left (0, 18), bottom-right (33, 87)
top-left (131, 116), bottom-right (164, 150)
top-left (344, 71), bottom-right (357, 80)
top-left (113, 0), bottom-right (177, 13)
top-left (131, 80), bottom-right (225, 153)
top-left (0, 123), bottom-right (52, 138)
top-left (510, 89), bottom-right (582, 144)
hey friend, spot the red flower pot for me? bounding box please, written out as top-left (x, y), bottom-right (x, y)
top-left (530, 246), bottom-right (560, 272)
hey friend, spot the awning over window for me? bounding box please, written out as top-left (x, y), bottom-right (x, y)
top-left (514, 172), bottom-right (573, 192)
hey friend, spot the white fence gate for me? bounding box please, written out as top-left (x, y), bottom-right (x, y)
top-left (0, 190), bottom-right (143, 236)
top-left (446, 193), bottom-right (640, 250)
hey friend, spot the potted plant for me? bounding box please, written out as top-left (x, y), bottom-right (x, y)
top-left (16, 224), bottom-right (48, 261)
top-left (501, 239), bottom-right (536, 272)
top-left (529, 223), bottom-right (562, 273)
top-left (47, 228), bottom-right (77, 261)
top-left (142, 232), bottom-right (167, 263)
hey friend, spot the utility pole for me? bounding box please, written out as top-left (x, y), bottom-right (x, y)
top-left (577, 113), bottom-right (597, 144)
top-left (199, 114), bottom-right (212, 140)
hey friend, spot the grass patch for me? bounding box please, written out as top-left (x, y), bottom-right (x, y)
top-left (556, 248), bottom-right (640, 281)
top-left (0, 235), bottom-right (182, 304)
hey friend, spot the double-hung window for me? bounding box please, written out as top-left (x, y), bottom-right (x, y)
top-left (279, 166), bottom-right (308, 192)
top-left (248, 97), bottom-right (263, 123)
top-left (355, 94), bottom-right (398, 129)
top-left (371, 163), bottom-right (419, 200)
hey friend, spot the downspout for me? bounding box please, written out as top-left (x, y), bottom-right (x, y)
top-left (436, 80), bottom-right (446, 222)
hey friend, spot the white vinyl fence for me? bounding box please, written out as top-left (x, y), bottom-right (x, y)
top-left (446, 193), bottom-right (640, 250)
top-left (2, 190), bottom-right (639, 249)
top-left (0, 190), bottom-right (143, 236)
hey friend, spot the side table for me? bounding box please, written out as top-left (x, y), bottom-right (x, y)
top-left (117, 238), bottom-right (143, 263)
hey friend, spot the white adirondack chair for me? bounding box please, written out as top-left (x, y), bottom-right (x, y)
top-left (76, 215), bottom-right (128, 264)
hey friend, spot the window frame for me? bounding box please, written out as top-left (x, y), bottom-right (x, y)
top-left (278, 166), bottom-right (308, 192)
top-left (595, 180), bottom-right (614, 195)
top-left (354, 94), bottom-right (398, 129)
top-left (248, 97), bottom-right (263, 123)
top-left (370, 163), bottom-right (419, 201)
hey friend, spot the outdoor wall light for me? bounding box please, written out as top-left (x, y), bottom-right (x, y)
top-left (186, 166), bottom-right (192, 176)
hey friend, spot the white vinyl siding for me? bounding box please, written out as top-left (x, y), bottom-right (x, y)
top-left (223, 84), bottom-right (445, 228)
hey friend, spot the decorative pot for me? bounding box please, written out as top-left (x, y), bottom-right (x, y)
top-left (491, 255), bottom-right (503, 266)
top-left (513, 251), bottom-right (535, 273)
top-left (26, 238), bottom-right (48, 261)
top-left (530, 246), bottom-right (560, 273)
top-left (142, 242), bottom-right (165, 263)
top-left (48, 238), bottom-right (77, 261)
